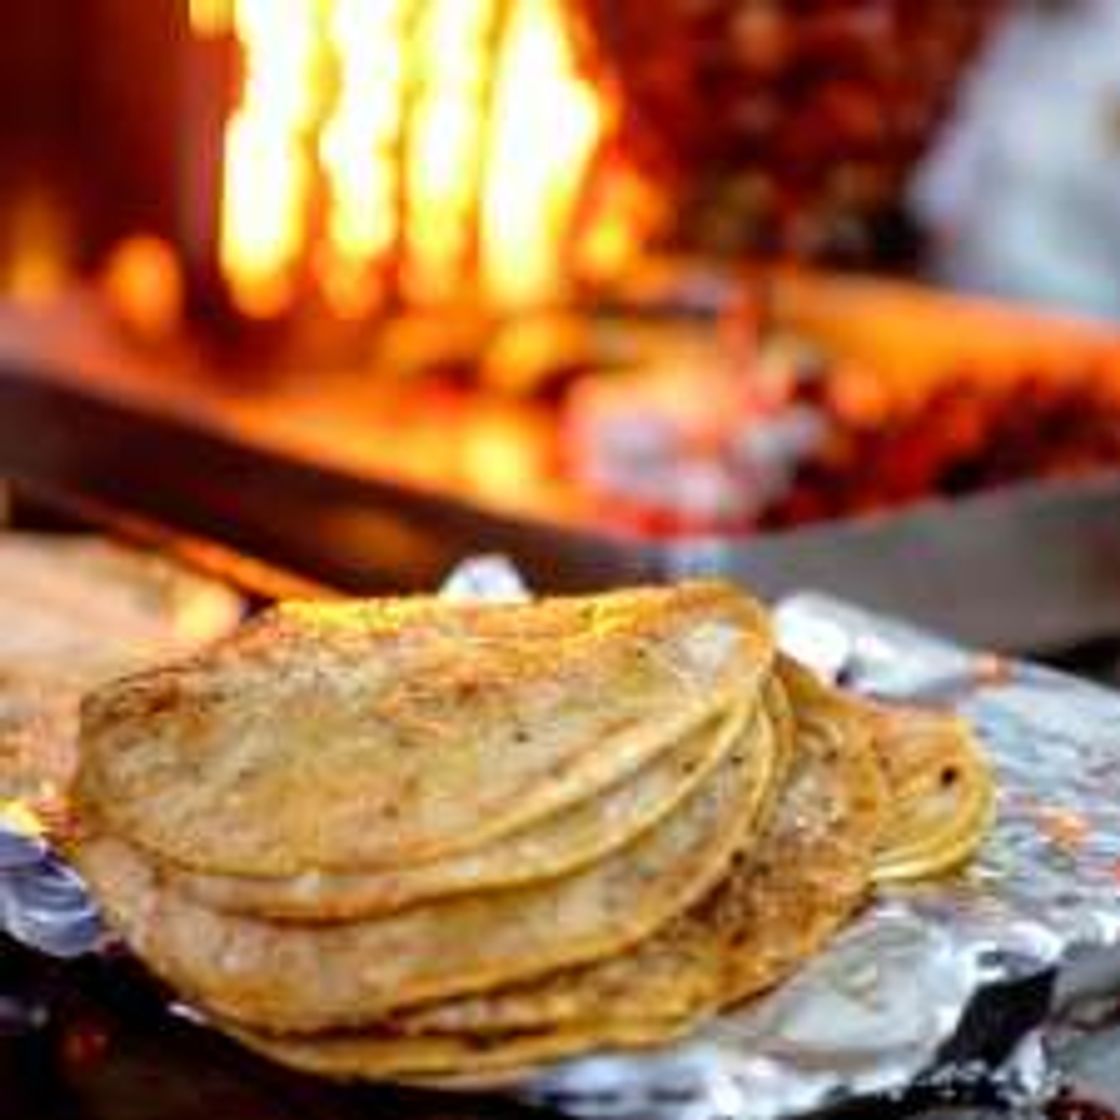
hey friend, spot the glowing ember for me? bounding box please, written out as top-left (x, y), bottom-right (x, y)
top-left (190, 0), bottom-right (646, 320)
top-left (101, 236), bottom-right (184, 340)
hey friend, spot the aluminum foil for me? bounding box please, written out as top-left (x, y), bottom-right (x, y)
top-left (2, 566), bottom-right (1120, 1118)
top-left (520, 592), bottom-right (1120, 1120)
top-left (0, 823), bottom-right (100, 958)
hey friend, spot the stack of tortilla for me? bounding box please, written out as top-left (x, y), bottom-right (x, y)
top-left (69, 581), bottom-right (992, 1084)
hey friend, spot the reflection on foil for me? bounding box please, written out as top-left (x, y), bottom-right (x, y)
top-left (0, 822), bottom-right (101, 958)
top-left (440, 553), bottom-right (533, 604)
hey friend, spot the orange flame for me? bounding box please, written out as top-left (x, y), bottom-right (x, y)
top-left (192, 0), bottom-right (647, 319)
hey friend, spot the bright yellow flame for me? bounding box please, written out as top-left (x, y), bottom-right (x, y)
top-left (189, 0), bottom-right (233, 37)
top-left (481, 0), bottom-right (604, 310)
top-left (219, 0), bottom-right (325, 318)
top-left (404, 0), bottom-right (496, 304)
top-left (202, 0), bottom-right (643, 318)
top-left (318, 0), bottom-right (409, 317)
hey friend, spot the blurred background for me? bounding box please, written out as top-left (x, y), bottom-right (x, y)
top-left (0, 0), bottom-right (1118, 649)
top-left (5, 0), bottom-right (1117, 318)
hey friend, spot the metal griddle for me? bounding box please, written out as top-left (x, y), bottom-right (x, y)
top-left (2, 354), bottom-right (1120, 656)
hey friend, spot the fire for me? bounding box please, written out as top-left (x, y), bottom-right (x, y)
top-left (404, 0), bottom-right (497, 305)
top-left (318, 0), bottom-right (408, 316)
top-left (190, 0), bottom-right (647, 320)
top-left (480, 0), bottom-right (606, 310)
top-left (217, 0), bottom-right (325, 318)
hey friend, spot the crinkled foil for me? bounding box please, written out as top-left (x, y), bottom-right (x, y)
top-left (522, 593), bottom-right (1120, 1120)
top-left (2, 565), bottom-right (1119, 1118)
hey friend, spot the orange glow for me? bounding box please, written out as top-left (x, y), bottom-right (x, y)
top-left (101, 236), bottom-right (184, 340)
top-left (198, 0), bottom-right (648, 317)
top-left (481, 0), bottom-right (605, 309)
top-left (460, 408), bottom-right (551, 507)
top-left (576, 168), bottom-right (665, 285)
top-left (4, 188), bottom-right (72, 306)
top-left (189, 0), bottom-right (233, 37)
